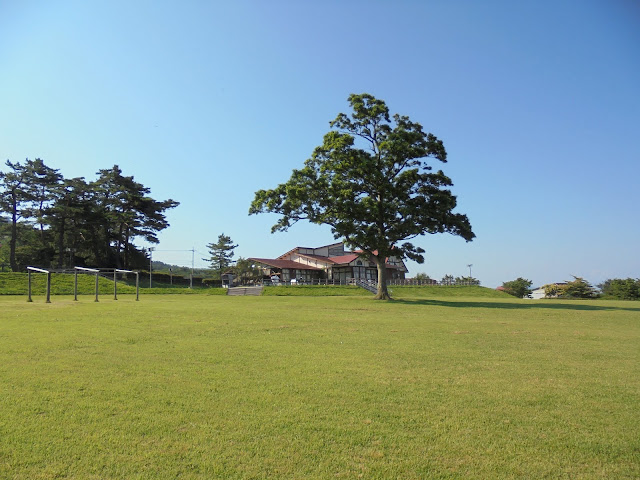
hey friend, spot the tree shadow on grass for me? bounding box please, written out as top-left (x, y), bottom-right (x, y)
top-left (392, 298), bottom-right (640, 312)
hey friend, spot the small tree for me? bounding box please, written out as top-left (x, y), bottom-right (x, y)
top-left (563, 276), bottom-right (597, 299)
top-left (441, 274), bottom-right (455, 285)
top-left (204, 234), bottom-right (237, 277)
top-left (455, 276), bottom-right (480, 286)
top-left (599, 278), bottom-right (640, 300)
top-left (501, 277), bottom-right (533, 298)
top-left (414, 272), bottom-right (433, 284)
top-left (233, 257), bottom-right (262, 285)
top-left (543, 283), bottom-right (565, 298)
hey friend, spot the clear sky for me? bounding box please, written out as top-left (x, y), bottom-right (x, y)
top-left (1, 0), bottom-right (639, 288)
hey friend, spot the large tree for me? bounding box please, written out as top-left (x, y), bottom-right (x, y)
top-left (250, 93), bottom-right (474, 299)
top-left (0, 160), bottom-right (31, 271)
top-left (92, 165), bottom-right (179, 269)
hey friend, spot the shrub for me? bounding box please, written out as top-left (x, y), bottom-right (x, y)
top-left (501, 278), bottom-right (533, 298)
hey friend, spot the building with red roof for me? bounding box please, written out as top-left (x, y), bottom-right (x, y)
top-left (249, 242), bottom-right (407, 284)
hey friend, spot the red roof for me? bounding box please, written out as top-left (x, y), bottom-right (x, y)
top-left (327, 254), bottom-right (360, 264)
top-left (249, 258), bottom-right (322, 270)
top-left (292, 253), bottom-right (338, 264)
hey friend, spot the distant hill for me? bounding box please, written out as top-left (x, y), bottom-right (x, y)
top-left (151, 261), bottom-right (212, 277)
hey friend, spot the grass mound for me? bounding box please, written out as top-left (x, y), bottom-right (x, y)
top-left (390, 285), bottom-right (511, 299)
top-left (0, 273), bottom-right (227, 296)
top-left (262, 284), bottom-right (510, 298)
top-left (0, 272), bottom-right (137, 295)
top-left (262, 285), bottom-right (368, 296)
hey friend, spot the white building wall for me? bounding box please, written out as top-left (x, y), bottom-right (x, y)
top-left (530, 288), bottom-right (546, 299)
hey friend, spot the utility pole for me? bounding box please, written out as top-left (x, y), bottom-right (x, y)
top-left (190, 247), bottom-right (194, 289)
top-left (467, 264), bottom-right (473, 280)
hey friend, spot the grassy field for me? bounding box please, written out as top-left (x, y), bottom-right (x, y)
top-left (0, 294), bottom-right (638, 479)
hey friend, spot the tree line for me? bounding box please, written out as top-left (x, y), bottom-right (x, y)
top-left (414, 272), bottom-right (480, 285)
top-left (0, 158), bottom-right (178, 271)
top-left (501, 276), bottom-right (640, 300)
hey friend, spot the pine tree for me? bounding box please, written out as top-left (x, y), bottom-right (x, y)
top-left (204, 234), bottom-right (237, 277)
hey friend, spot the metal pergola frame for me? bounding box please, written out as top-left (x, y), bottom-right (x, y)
top-left (27, 267), bottom-right (51, 303)
top-left (74, 267), bottom-right (100, 302)
top-left (113, 268), bottom-right (140, 301)
top-left (26, 267), bottom-right (141, 303)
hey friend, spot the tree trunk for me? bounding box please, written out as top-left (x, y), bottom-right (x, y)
top-left (374, 257), bottom-right (391, 300)
top-left (56, 218), bottom-right (66, 269)
top-left (115, 223), bottom-right (124, 269)
top-left (9, 190), bottom-right (18, 272)
top-left (123, 227), bottom-right (130, 269)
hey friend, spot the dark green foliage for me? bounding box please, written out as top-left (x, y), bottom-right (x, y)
top-left (204, 233), bottom-right (237, 277)
top-left (233, 257), bottom-right (262, 285)
top-left (441, 274), bottom-right (455, 285)
top-left (414, 272), bottom-right (432, 282)
top-left (250, 94), bottom-right (474, 300)
top-left (598, 278), bottom-right (640, 300)
top-left (0, 159), bottom-right (30, 271)
top-left (92, 165), bottom-right (179, 269)
top-left (0, 159), bottom-right (179, 271)
top-left (502, 277), bottom-right (533, 298)
top-left (563, 276), bottom-right (598, 299)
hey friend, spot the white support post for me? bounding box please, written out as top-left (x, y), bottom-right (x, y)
top-left (74, 267), bottom-right (100, 302)
top-left (27, 267), bottom-right (50, 303)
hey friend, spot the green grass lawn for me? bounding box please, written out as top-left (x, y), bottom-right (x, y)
top-left (0, 294), bottom-right (638, 479)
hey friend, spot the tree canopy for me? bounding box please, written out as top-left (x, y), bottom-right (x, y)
top-left (544, 277), bottom-right (598, 299)
top-left (501, 277), bottom-right (533, 298)
top-left (250, 93), bottom-right (474, 299)
top-left (204, 233), bottom-right (237, 277)
top-left (598, 278), bottom-right (640, 300)
top-left (0, 159), bottom-right (179, 271)
top-left (562, 276), bottom-right (598, 299)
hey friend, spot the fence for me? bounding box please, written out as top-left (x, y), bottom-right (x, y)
top-left (250, 278), bottom-right (473, 287)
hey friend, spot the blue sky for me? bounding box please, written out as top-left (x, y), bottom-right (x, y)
top-left (1, 0), bottom-right (638, 288)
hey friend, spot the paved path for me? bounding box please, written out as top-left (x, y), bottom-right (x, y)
top-left (227, 286), bottom-right (264, 296)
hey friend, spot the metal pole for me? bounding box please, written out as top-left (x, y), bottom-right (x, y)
top-left (95, 273), bottom-right (99, 302)
top-left (190, 247), bottom-right (194, 289)
top-left (113, 269), bottom-right (117, 300)
top-left (136, 272), bottom-right (139, 301)
top-left (74, 270), bottom-right (78, 301)
top-left (27, 270), bottom-right (32, 302)
top-left (149, 247), bottom-right (153, 288)
top-left (46, 272), bottom-right (51, 303)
